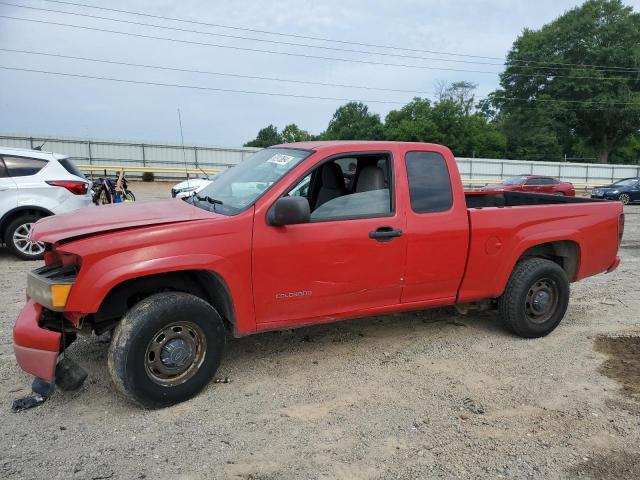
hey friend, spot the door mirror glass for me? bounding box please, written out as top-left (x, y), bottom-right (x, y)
top-left (267, 196), bottom-right (310, 226)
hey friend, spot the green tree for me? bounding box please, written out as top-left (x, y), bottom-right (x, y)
top-left (323, 102), bottom-right (384, 140)
top-left (244, 124), bottom-right (282, 147)
top-left (384, 88), bottom-right (506, 158)
top-left (384, 97), bottom-right (437, 142)
top-left (494, 0), bottom-right (640, 163)
top-left (281, 124), bottom-right (312, 143)
top-left (611, 134), bottom-right (640, 164)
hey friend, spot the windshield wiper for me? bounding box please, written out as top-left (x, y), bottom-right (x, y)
top-left (195, 195), bottom-right (224, 212)
top-left (196, 195), bottom-right (223, 205)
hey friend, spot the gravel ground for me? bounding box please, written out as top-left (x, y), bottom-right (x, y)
top-left (1, 182), bottom-right (639, 479)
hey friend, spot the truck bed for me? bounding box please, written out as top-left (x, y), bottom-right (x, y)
top-left (465, 191), bottom-right (603, 209)
top-left (458, 191), bottom-right (622, 304)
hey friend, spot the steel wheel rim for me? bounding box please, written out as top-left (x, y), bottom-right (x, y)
top-left (144, 322), bottom-right (207, 387)
top-left (620, 194), bottom-right (630, 205)
top-left (13, 222), bottom-right (45, 256)
top-left (524, 277), bottom-right (559, 324)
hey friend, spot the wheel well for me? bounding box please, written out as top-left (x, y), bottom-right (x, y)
top-left (519, 241), bottom-right (579, 281)
top-left (0, 207), bottom-right (52, 243)
top-left (93, 270), bottom-right (236, 335)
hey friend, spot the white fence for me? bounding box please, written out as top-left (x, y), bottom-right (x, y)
top-left (0, 134), bottom-right (259, 179)
top-left (1, 134), bottom-right (638, 186)
top-left (457, 157), bottom-right (640, 187)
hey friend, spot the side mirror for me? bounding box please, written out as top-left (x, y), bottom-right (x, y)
top-left (267, 196), bottom-right (310, 226)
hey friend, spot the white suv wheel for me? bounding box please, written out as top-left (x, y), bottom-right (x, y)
top-left (5, 215), bottom-right (46, 260)
top-left (13, 222), bottom-right (45, 256)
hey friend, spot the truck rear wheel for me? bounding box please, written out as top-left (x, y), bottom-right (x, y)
top-left (498, 258), bottom-right (569, 338)
top-left (108, 292), bottom-right (225, 408)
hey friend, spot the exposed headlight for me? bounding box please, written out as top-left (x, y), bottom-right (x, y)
top-left (27, 264), bottom-right (76, 311)
top-left (611, 190), bottom-right (619, 194)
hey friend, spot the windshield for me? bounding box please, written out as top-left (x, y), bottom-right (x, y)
top-left (503, 176), bottom-right (526, 185)
top-left (189, 148), bottom-right (311, 215)
top-left (612, 178), bottom-right (638, 187)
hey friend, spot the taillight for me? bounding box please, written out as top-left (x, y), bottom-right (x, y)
top-left (618, 214), bottom-right (625, 247)
top-left (46, 180), bottom-right (89, 195)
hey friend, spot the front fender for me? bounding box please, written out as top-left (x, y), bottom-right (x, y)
top-left (65, 252), bottom-right (236, 314)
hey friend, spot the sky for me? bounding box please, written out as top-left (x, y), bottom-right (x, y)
top-left (0, 0), bottom-right (637, 147)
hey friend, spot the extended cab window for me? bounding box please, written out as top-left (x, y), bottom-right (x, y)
top-left (405, 151), bottom-right (452, 213)
top-left (0, 159), bottom-right (7, 178)
top-left (285, 154), bottom-right (393, 221)
top-left (3, 156), bottom-right (47, 177)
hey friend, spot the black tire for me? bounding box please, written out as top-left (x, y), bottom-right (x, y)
top-left (108, 292), bottom-right (225, 408)
top-left (124, 190), bottom-right (135, 201)
top-left (4, 214), bottom-right (45, 260)
top-left (619, 193), bottom-right (630, 205)
top-left (498, 258), bottom-right (569, 338)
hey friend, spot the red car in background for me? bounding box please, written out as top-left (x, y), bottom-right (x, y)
top-left (482, 175), bottom-right (576, 196)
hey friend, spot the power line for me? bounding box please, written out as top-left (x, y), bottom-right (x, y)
top-left (4, 47), bottom-right (638, 108)
top-left (3, 1), bottom-right (637, 75)
top-left (0, 15), bottom-right (633, 82)
top-left (36, 0), bottom-right (640, 73)
top-left (0, 48), bottom-right (440, 96)
top-left (2, 65), bottom-right (637, 110)
top-left (492, 95), bottom-right (640, 106)
top-left (0, 65), bottom-right (409, 104)
top-left (0, 2), bottom-right (509, 69)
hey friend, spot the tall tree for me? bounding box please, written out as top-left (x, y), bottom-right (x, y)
top-left (384, 90), bottom-right (506, 158)
top-left (281, 124), bottom-right (312, 143)
top-left (494, 0), bottom-right (640, 163)
top-left (244, 124), bottom-right (282, 147)
top-left (323, 102), bottom-right (384, 140)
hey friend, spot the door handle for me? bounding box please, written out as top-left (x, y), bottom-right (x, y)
top-left (369, 226), bottom-right (402, 242)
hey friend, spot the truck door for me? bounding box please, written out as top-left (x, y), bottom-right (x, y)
top-left (401, 150), bottom-right (469, 304)
top-left (252, 153), bottom-right (406, 326)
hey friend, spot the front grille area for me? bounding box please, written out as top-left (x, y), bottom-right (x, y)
top-left (32, 263), bottom-right (78, 282)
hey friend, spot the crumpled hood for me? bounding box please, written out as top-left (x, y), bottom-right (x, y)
top-left (31, 199), bottom-right (216, 244)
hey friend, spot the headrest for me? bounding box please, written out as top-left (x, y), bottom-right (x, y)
top-left (356, 166), bottom-right (385, 192)
top-left (321, 162), bottom-right (344, 189)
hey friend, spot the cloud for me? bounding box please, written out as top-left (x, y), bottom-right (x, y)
top-left (0, 0), bottom-right (621, 145)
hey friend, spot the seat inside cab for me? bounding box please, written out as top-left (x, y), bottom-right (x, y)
top-left (287, 154), bottom-right (393, 221)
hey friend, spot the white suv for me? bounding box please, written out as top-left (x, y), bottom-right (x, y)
top-left (0, 147), bottom-right (92, 260)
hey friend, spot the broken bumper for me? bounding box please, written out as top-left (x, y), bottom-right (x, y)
top-left (13, 300), bottom-right (61, 382)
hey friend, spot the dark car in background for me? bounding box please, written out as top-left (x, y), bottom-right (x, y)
top-left (591, 177), bottom-right (640, 204)
top-left (482, 175), bottom-right (576, 196)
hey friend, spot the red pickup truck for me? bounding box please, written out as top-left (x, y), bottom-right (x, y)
top-left (13, 141), bottom-right (623, 407)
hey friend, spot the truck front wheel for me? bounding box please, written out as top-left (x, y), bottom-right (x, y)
top-left (498, 258), bottom-right (570, 338)
top-left (108, 292), bottom-right (226, 408)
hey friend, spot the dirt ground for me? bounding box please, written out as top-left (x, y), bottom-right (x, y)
top-left (1, 182), bottom-right (639, 479)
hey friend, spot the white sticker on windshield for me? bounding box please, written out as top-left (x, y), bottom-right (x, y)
top-left (267, 154), bottom-right (296, 166)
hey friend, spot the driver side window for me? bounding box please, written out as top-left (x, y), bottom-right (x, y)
top-left (284, 154), bottom-right (393, 222)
